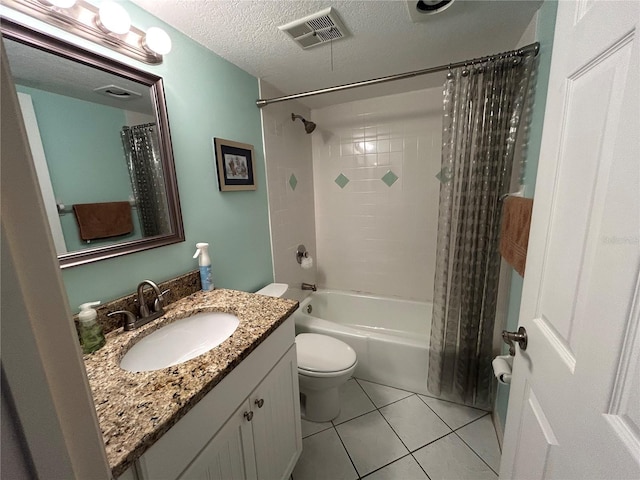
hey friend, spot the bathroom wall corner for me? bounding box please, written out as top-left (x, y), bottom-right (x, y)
top-left (259, 80), bottom-right (317, 292)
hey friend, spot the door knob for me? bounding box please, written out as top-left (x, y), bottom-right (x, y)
top-left (244, 411), bottom-right (254, 421)
top-left (502, 326), bottom-right (528, 356)
top-left (255, 398), bottom-right (264, 408)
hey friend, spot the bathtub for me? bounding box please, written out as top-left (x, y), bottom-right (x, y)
top-left (293, 289), bottom-right (432, 395)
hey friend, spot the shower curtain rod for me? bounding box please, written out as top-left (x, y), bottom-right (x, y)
top-left (256, 42), bottom-right (539, 108)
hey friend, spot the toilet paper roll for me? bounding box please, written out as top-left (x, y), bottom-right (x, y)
top-left (492, 355), bottom-right (513, 385)
top-left (301, 256), bottom-right (313, 269)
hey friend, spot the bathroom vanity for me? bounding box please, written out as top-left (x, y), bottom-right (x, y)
top-left (82, 289), bottom-right (301, 479)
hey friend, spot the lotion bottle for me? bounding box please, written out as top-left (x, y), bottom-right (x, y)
top-left (193, 242), bottom-right (214, 291)
top-left (78, 301), bottom-right (106, 354)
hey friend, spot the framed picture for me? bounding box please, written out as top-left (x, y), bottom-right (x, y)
top-left (213, 138), bottom-right (256, 191)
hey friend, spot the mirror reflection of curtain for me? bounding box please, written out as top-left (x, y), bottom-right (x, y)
top-left (121, 123), bottom-right (170, 237)
top-left (427, 53), bottom-right (537, 409)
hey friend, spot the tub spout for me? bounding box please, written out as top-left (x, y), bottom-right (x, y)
top-left (301, 283), bottom-right (317, 292)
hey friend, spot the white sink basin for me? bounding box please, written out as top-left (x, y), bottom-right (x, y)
top-left (120, 312), bottom-right (239, 372)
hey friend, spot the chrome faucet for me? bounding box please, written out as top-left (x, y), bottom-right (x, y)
top-left (301, 283), bottom-right (317, 292)
top-left (107, 280), bottom-right (166, 331)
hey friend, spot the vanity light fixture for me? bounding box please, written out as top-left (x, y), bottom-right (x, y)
top-left (38, 0), bottom-right (77, 8)
top-left (3, 0), bottom-right (171, 64)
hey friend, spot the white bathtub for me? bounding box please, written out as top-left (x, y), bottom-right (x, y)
top-left (293, 289), bottom-right (432, 395)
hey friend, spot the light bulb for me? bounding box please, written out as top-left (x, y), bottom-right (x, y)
top-left (97, 1), bottom-right (131, 35)
top-left (144, 27), bottom-right (172, 55)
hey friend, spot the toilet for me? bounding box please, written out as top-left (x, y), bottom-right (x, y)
top-left (254, 283), bottom-right (358, 422)
top-left (296, 333), bottom-right (357, 422)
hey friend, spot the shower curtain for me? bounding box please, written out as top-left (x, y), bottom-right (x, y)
top-left (121, 123), bottom-right (170, 237)
top-left (427, 53), bottom-right (536, 408)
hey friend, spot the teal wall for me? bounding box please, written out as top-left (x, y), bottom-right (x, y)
top-left (495, 0), bottom-right (558, 433)
top-left (15, 85), bottom-right (143, 251)
top-left (5, 1), bottom-right (274, 311)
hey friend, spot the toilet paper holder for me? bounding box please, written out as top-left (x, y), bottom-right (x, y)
top-left (502, 326), bottom-right (528, 356)
top-left (296, 244), bottom-right (309, 264)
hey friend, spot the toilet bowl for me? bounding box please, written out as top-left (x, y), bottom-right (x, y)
top-left (254, 284), bottom-right (357, 422)
top-left (296, 333), bottom-right (357, 422)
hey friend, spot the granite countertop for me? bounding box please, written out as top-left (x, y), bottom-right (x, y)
top-left (83, 288), bottom-right (298, 478)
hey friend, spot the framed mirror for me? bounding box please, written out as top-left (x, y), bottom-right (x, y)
top-left (2, 18), bottom-right (184, 268)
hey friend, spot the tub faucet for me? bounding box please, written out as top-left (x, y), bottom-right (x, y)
top-left (301, 283), bottom-right (317, 292)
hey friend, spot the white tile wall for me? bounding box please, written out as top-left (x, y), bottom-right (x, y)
top-left (311, 88), bottom-right (443, 301)
top-left (260, 81), bottom-right (316, 297)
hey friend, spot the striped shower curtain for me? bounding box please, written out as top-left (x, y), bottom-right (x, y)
top-left (427, 53), bottom-right (536, 408)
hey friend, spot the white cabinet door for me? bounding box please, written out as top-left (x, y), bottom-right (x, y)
top-left (251, 346), bottom-right (302, 480)
top-left (179, 402), bottom-right (257, 480)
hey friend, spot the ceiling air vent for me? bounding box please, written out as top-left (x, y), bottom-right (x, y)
top-left (93, 85), bottom-right (142, 100)
top-left (279, 7), bottom-right (349, 49)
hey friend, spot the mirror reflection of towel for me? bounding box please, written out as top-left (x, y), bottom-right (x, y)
top-left (499, 197), bottom-right (533, 277)
top-left (73, 202), bottom-right (133, 241)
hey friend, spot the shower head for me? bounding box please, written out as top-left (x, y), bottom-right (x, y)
top-left (291, 113), bottom-right (316, 134)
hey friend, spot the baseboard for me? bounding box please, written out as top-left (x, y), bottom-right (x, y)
top-left (492, 410), bottom-right (504, 451)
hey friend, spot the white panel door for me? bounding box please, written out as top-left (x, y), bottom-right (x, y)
top-left (16, 92), bottom-right (67, 255)
top-left (501, 2), bottom-right (640, 479)
top-left (251, 346), bottom-right (302, 480)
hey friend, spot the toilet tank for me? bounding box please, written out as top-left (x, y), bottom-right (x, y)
top-left (255, 283), bottom-right (288, 298)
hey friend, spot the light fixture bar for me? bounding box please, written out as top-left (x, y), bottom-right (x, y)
top-left (3, 0), bottom-right (164, 64)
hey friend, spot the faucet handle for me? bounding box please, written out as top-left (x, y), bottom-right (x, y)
top-left (108, 310), bottom-right (137, 331)
top-left (154, 289), bottom-right (170, 312)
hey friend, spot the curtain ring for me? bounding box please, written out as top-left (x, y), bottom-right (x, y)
top-left (447, 63), bottom-right (453, 80)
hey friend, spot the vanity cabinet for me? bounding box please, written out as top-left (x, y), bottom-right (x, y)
top-left (135, 317), bottom-right (302, 480)
top-left (179, 347), bottom-right (300, 479)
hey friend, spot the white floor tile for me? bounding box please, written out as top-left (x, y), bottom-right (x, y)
top-left (332, 378), bottom-right (376, 425)
top-left (456, 415), bottom-right (501, 473)
top-left (363, 455), bottom-right (429, 480)
top-left (380, 395), bottom-right (452, 451)
top-left (413, 433), bottom-right (497, 480)
top-left (336, 411), bottom-right (409, 477)
top-left (301, 418), bottom-right (333, 438)
top-left (292, 428), bottom-right (358, 480)
top-left (356, 379), bottom-right (413, 408)
top-left (419, 395), bottom-right (487, 430)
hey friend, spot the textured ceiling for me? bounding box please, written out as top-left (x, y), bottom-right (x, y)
top-left (5, 39), bottom-right (153, 114)
top-left (132, 0), bottom-right (542, 109)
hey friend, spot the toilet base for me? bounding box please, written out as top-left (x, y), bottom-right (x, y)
top-left (300, 386), bottom-right (340, 422)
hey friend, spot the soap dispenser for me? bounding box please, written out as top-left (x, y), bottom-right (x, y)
top-left (78, 301), bottom-right (106, 354)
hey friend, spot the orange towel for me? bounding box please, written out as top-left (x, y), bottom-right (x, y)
top-left (73, 202), bottom-right (133, 241)
top-left (499, 196), bottom-right (533, 277)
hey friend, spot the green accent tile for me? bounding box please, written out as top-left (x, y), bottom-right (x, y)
top-left (335, 173), bottom-right (350, 189)
top-left (381, 170), bottom-right (398, 187)
top-left (289, 173), bottom-right (298, 191)
top-left (436, 167), bottom-right (453, 184)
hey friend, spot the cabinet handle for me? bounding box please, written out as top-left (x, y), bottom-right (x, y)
top-left (255, 398), bottom-right (264, 408)
top-left (244, 411), bottom-right (254, 421)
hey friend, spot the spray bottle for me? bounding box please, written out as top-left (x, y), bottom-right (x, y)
top-left (78, 301), bottom-right (106, 354)
top-left (193, 242), bottom-right (214, 291)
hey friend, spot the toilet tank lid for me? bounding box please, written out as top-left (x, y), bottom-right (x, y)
top-left (255, 283), bottom-right (288, 298)
top-left (296, 333), bottom-right (357, 373)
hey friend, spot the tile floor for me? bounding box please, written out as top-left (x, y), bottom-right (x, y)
top-left (293, 378), bottom-right (501, 480)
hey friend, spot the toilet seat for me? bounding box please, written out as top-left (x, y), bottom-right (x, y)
top-left (296, 333), bottom-right (357, 376)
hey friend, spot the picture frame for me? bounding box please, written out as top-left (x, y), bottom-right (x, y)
top-left (213, 137), bottom-right (256, 191)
